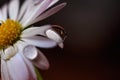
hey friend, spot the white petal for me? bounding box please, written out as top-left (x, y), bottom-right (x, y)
top-left (18, 0), bottom-right (33, 20)
top-left (31, 3), bottom-right (66, 24)
top-left (22, 56), bottom-right (37, 80)
top-left (9, 0), bottom-right (19, 20)
top-left (7, 53), bottom-right (29, 80)
top-left (23, 45), bottom-right (49, 70)
top-left (22, 36), bottom-right (57, 48)
top-left (15, 41), bottom-right (31, 53)
top-left (1, 60), bottom-right (11, 80)
top-left (1, 4), bottom-right (7, 20)
top-left (0, 9), bottom-right (4, 20)
top-left (14, 41), bottom-right (28, 51)
top-left (21, 55), bottom-right (37, 80)
top-left (22, 0), bottom-right (52, 27)
top-left (21, 25), bottom-right (51, 37)
top-left (20, 1), bottom-right (35, 25)
top-left (2, 46), bottom-right (17, 60)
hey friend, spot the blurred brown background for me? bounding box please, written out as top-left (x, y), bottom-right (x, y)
top-left (1, 0), bottom-right (120, 80)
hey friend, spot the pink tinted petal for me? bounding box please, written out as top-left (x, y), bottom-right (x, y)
top-left (22, 0), bottom-right (52, 27)
top-left (48, 0), bottom-right (59, 8)
top-left (31, 3), bottom-right (66, 24)
top-left (32, 49), bottom-right (50, 70)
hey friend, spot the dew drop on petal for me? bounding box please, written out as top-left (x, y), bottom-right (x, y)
top-left (23, 45), bottom-right (38, 60)
top-left (46, 25), bottom-right (67, 43)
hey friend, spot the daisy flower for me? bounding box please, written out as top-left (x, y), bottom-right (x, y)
top-left (0, 0), bottom-right (66, 80)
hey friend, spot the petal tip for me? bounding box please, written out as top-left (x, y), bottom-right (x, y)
top-left (58, 43), bottom-right (64, 48)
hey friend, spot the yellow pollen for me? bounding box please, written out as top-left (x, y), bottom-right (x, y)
top-left (0, 19), bottom-right (22, 49)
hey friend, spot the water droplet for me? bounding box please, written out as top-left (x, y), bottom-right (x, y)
top-left (46, 25), bottom-right (67, 42)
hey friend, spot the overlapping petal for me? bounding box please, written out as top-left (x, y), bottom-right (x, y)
top-left (17, 0), bottom-right (33, 20)
top-left (23, 45), bottom-right (49, 70)
top-left (22, 36), bottom-right (57, 48)
top-left (7, 54), bottom-right (29, 80)
top-left (22, 0), bottom-right (52, 27)
top-left (21, 25), bottom-right (51, 37)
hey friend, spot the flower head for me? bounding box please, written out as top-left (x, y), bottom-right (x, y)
top-left (0, 0), bottom-right (66, 80)
top-left (0, 19), bottom-right (22, 49)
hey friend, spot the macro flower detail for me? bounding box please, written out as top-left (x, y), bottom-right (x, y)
top-left (0, 0), bottom-right (66, 80)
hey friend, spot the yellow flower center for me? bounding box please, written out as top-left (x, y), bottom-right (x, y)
top-left (0, 19), bottom-right (22, 49)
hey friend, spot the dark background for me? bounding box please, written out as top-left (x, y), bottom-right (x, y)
top-left (1, 0), bottom-right (120, 80)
